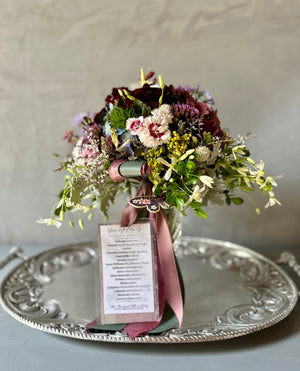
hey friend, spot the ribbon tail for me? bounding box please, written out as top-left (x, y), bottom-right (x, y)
top-left (120, 181), bottom-right (144, 227)
top-left (156, 210), bottom-right (183, 328)
top-left (124, 256), bottom-right (166, 339)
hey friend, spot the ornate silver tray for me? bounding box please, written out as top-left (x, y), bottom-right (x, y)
top-left (0, 237), bottom-right (298, 343)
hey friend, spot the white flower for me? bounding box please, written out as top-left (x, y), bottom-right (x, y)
top-left (73, 138), bottom-right (97, 166)
top-left (194, 146), bottom-right (210, 162)
top-left (184, 185), bottom-right (206, 208)
top-left (151, 104), bottom-right (173, 124)
top-left (136, 104), bottom-right (173, 148)
top-left (258, 176), bottom-right (278, 189)
top-left (199, 175), bottom-right (214, 188)
top-left (37, 218), bottom-right (62, 228)
top-left (138, 117), bottom-right (171, 147)
top-left (264, 191), bottom-right (281, 208)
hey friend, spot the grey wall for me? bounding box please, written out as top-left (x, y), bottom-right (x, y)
top-left (1, 0), bottom-right (299, 252)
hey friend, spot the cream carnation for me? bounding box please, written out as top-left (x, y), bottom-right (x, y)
top-left (138, 118), bottom-right (171, 147)
top-left (137, 104), bottom-right (172, 147)
top-left (151, 104), bottom-right (173, 125)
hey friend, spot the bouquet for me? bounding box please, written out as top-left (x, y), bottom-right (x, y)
top-left (38, 69), bottom-right (280, 339)
top-left (39, 69), bottom-right (279, 229)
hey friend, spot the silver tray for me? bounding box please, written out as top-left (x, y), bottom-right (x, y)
top-left (0, 237), bottom-right (298, 343)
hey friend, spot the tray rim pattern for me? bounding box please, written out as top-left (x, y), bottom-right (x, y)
top-left (0, 237), bottom-right (298, 344)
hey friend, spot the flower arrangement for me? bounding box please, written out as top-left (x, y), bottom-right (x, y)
top-left (39, 69), bottom-right (280, 228)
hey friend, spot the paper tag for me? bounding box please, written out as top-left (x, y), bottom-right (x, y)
top-left (98, 221), bottom-right (159, 324)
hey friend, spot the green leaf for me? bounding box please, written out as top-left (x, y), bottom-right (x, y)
top-left (154, 183), bottom-right (164, 196)
top-left (175, 197), bottom-right (185, 209)
top-left (70, 180), bottom-right (89, 205)
top-left (109, 101), bottom-right (146, 129)
top-left (166, 183), bottom-right (186, 207)
top-left (99, 181), bottom-right (122, 218)
top-left (190, 201), bottom-right (207, 218)
top-left (202, 131), bottom-right (212, 144)
top-left (174, 162), bottom-right (186, 175)
top-left (231, 197), bottom-right (244, 205)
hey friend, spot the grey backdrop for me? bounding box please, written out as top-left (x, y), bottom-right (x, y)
top-left (1, 0), bottom-right (300, 254)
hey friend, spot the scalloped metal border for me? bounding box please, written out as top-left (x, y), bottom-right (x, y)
top-left (0, 237), bottom-right (298, 344)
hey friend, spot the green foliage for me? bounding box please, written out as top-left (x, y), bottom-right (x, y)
top-left (166, 183), bottom-right (188, 208)
top-left (202, 131), bottom-right (212, 145)
top-left (231, 197), bottom-right (244, 205)
top-left (174, 162), bottom-right (186, 176)
top-left (109, 106), bottom-right (137, 129)
top-left (109, 101), bottom-right (150, 129)
top-left (70, 180), bottom-right (90, 204)
top-left (99, 181), bottom-right (122, 219)
top-left (224, 190), bottom-right (244, 206)
top-left (190, 201), bottom-right (207, 218)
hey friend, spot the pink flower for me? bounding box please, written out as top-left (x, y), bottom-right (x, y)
top-left (73, 138), bottom-right (97, 166)
top-left (126, 105), bottom-right (173, 147)
top-left (126, 116), bottom-right (144, 135)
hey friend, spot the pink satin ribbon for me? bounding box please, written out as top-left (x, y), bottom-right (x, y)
top-left (108, 159), bottom-right (128, 182)
top-left (124, 255), bottom-right (166, 339)
top-left (155, 210), bottom-right (183, 327)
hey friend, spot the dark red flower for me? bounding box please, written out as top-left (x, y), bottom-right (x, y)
top-left (195, 101), bottom-right (210, 115)
top-left (94, 108), bottom-right (107, 125)
top-left (105, 87), bottom-right (133, 108)
top-left (163, 85), bottom-right (193, 105)
top-left (132, 84), bottom-right (161, 108)
top-left (200, 108), bottom-right (224, 139)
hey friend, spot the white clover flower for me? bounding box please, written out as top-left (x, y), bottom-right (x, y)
top-left (194, 146), bottom-right (210, 162)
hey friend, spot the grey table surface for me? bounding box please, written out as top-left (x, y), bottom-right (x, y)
top-left (0, 243), bottom-right (299, 371)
